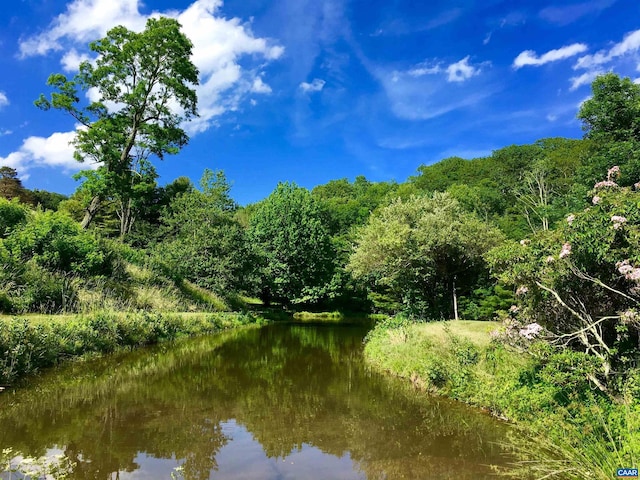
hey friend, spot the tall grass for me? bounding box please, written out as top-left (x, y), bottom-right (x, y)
top-left (0, 311), bottom-right (266, 386)
top-left (364, 319), bottom-right (640, 479)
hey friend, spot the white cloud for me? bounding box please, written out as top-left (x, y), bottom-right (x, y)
top-left (375, 68), bottom-right (491, 120)
top-left (408, 63), bottom-right (442, 77)
top-left (447, 56), bottom-right (480, 82)
top-left (19, 0), bottom-right (284, 134)
top-left (0, 130), bottom-right (94, 174)
top-left (299, 78), bottom-right (326, 93)
top-left (19, 0), bottom-right (146, 57)
top-left (570, 70), bottom-right (604, 90)
top-left (0, 92), bottom-right (8, 109)
top-left (61, 49), bottom-right (92, 72)
top-left (251, 77), bottom-right (272, 94)
top-left (574, 29), bottom-right (640, 69)
top-left (513, 43), bottom-right (588, 69)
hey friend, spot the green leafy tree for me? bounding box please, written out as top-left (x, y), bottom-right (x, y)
top-left (348, 193), bottom-right (504, 318)
top-left (0, 167), bottom-right (31, 203)
top-left (577, 73), bottom-right (640, 187)
top-left (155, 170), bottom-right (255, 293)
top-left (29, 189), bottom-right (68, 211)
top-left (249, 183), bottom-right (335, 306)
top-left (36, 17), bottom-right (199, 230)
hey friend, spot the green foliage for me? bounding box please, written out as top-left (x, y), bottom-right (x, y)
top-left (36, 17), bottom-right (199, 230)
top-left (577, 73), bottom-right (640, 187)
top-left (154, 169), bottom-right (256, 294)
top-left (0, 197), bottom-right (28, 238)
top-left (311, 176), bottom-right (398, 236)
top-left (28, 189), bottom-right (68, 211)
top-left (4, 210), bottom-right (112, 276)
top-left (364, 321), bottom-right (639, 478)
top-left (349, 193), bottom-right (505, 318)
top-left (0, 166), bottom-right (30, 203)
top-left (0, 311), bottom-right (264, 385)
top-left (460, 284), bottom-right (514, 320)
top-left (249, 182), bottom-right (335, 306)
top-left (487, 173), bottom-right (640, 391)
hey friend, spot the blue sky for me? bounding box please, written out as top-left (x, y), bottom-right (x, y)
top-left (1, 0), bottom-right (640, 204)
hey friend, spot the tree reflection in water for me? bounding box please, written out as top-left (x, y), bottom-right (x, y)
top-left (0, 322), bottom-right (516, 479)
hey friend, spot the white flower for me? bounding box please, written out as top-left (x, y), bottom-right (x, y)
top-left (628, 268), bottom-right (640, 281)
top-left (607, 165), bottom-right (621, 181)
top-left (559, 242), bottom-right (571, 259)
top-left (520, 239), bottom-right (530, 246)
top-left (516, 286), bottom-right (528, 296)
top-left (621, 310), bottom-right (638, 325)
top-left (592, 195), bottom-right (601, 205)
top-left (566, 214), bottom-right (575, 225)
top-left (519, 323), bottom-right (543, 339)
top-left (594, 180), bottom-right (618, 189)
top-left (545, 255), bottom-right (555, 264)
top-left (611, 215), bottom-right (627, 230)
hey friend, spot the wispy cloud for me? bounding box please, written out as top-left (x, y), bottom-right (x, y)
top-left (19, 0), bottom-right (284, 135)
top-left (539, 0), bottom-right (616, 25)
top-left (0, 92), bottom-right (8, 109)
top-left (405, 57), bottom-right (484, 83)
top-left (574, 29), bottom-right (640, 69)
top-left (407, 62), bottom-right (442, 77)
top-left (570, 70), bottom-right (605, 90)
top-left (513, 43), bottom-right (588, 69)
top-left (299, 78), bottom-right (326, 93)
top-left (372, 7), bottom-right (462, 36)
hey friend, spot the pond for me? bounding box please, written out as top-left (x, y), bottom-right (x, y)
top-left (0, 321), bottom-right (517, 479)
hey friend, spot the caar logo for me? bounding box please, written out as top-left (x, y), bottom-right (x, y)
top-left (617, 468), bottom-right (639, 478)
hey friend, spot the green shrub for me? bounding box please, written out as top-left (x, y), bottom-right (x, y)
top-left (5, 211), bottom-right (112, 276)
top-left (17, 263), bottom-right (78, 314)
top-left (0, 198), bottom-right (28, 238)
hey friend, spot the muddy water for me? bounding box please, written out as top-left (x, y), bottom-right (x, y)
top-left (0, 322), bottom-right (516, 479)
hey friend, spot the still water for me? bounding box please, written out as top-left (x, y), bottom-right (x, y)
top-left (0, 321), bottom-right (516, 479)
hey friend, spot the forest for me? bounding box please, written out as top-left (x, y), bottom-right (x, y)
top-left (1, 18), bottom-right (640, 479)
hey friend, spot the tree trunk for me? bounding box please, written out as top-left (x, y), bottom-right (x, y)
top-left (118, 197), bottom-right (135, 239)
top-left (80, 196), bottom-right (101, 229)
top-left (452, 276), bottom-right (459, 320)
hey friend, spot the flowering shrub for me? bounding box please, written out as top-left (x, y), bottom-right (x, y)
top-left (487, 168), bottom-right (640, 392)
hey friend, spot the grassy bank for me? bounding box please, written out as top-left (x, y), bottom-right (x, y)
top-left (364, 318), bottom-right (640, 479)
top-left (0, 310), bottom-right (267, 387)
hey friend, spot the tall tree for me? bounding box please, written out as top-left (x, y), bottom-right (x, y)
top-left (577, 73), bottom-right (640, 187)
top-left (0, 167), bottom-right (30, 203)
top-left (156, 170), bottom-right (254, 293)
top-left (349, 193), bottom-right (504, 318)
top-left (250, 183), bottom-right (335, 306)
top-left (36, 17), bottom-right (199, 229)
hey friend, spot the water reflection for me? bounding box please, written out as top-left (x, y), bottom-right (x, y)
top-left (0, 322), bottom-right (514, 479)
